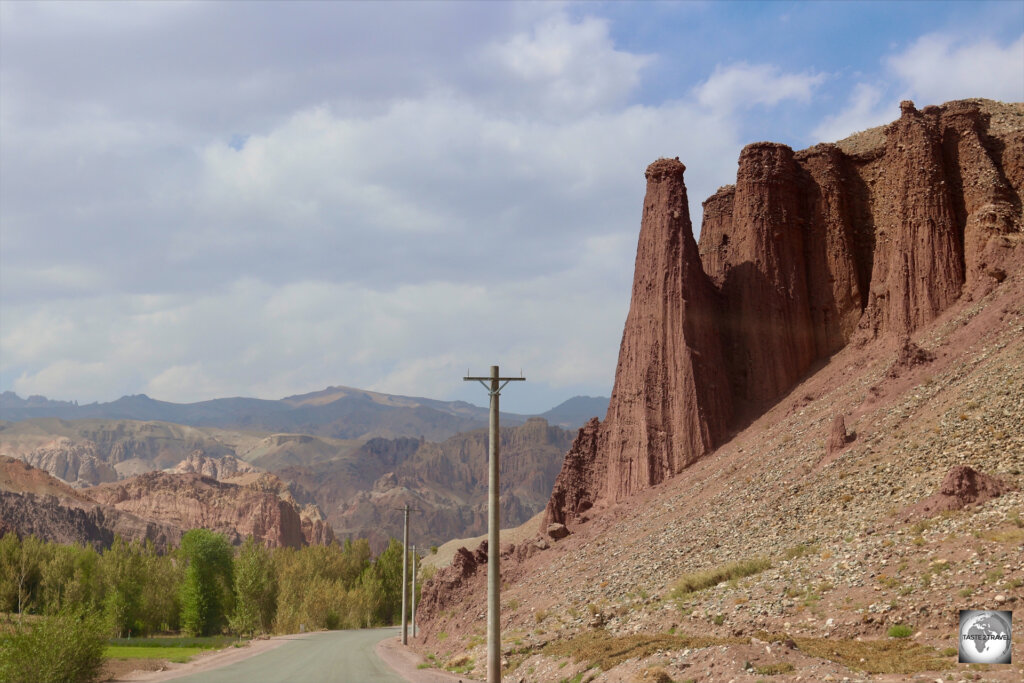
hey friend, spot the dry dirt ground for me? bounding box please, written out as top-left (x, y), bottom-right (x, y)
top-left (412, 263), bottom-right (1024, 680)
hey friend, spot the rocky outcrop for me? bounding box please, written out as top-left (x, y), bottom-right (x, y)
top-left (826, 415), bottom-right (853, 456)
top-left (904, 466), bottom-right (1013, 519)
top-left (169, 450), bottom-right (258, 480)
top-left (18, 438), bottom-right (119, 487)
top-left (0, 457), bottom-right (179, 550)
top-left (543, 159), bottom-right (734, 525)
top-left (796, 144), bottom-right (867, 356)
top-left (85, 472), bottom-right (312, 548)
top-left (861, 101), bottom-right (966, 338)
top-left (601, 158), bottom-right (733, 500)
top-left (542, 98), bottom-right (1023, 531)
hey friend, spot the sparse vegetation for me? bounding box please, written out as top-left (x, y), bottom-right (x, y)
top-left (544, 631), bottom-right (745, 671)
top-left (887, 624), bottom-right (913, 638)
top-left (670, 557), bottom-right (771, 598)
top-left (753, 661), bottom-right (795, 675)
top-left (793, 636), bottom-right (948, 674)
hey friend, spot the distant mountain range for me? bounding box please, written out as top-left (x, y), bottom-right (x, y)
top-left (0, 388), bottom-right (608, 439)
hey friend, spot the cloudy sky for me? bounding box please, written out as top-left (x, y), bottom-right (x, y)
top-left (1, 1), bottom-right (1022, 414)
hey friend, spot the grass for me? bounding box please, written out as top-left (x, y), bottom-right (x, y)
top-left (104, 635), bottom-right (242, 664)
top-left (887, 624), bottom-right (913, 638)
top-left (782, 543), bottom-right (818, 560)
top-left (104, 646), bottom-right (208, 663)
top-left (542, 631), bottom-right (745, 671)
top-left (670, 557), bottom-right (771, 598)
top-left (753, 662), bottom-right (795, 675)
top-left (107, 635), bottom-right (238, 649)
top-left (793, 636), bottom-right (948, 674)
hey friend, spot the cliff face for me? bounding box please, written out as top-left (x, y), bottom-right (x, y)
top-left (85, 471), bottom-right (331, 549)
top-left (546, 159), bottom-right (732, 520)
top-left (544, 98), bottom-right (1023, 529)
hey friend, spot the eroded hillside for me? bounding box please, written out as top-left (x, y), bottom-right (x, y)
top-left (415, 99), bottom-right (1024, 682)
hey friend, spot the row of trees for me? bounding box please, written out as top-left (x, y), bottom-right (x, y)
top-left (0, 530), bottom-right (419, 637)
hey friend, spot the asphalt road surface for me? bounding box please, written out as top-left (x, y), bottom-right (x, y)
top-left (172, 627), bottom-right (408, 683)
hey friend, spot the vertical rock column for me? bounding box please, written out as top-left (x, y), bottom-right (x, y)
top-left (797, 143), bottom-right (866, 356)
top-left (720, 142), bottom-right (815, 410)
top-left (864, 101), bottom-right (964, 337)
top-left (939, 102), bottom-right (1020, 289)
top-left (601, 158), bottom-right (732, 502)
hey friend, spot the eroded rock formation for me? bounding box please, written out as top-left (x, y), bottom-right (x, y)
top-left (85, 471), bottom-right (330, 549)
top-left (168, 450), bottom-right (258, 480)
top-left (542, 98), bottom-right (1023, 530)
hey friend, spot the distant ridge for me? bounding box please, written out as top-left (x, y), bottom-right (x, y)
top-left (0, 387), bottom-right (610, 437)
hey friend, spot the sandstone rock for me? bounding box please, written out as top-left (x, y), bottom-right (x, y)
top-left (939, 101), bottom-right (1021, 291)
top-left (862, 101), bottom-right (964, 338)
top-left (546, 523), bottom-right (570, 540)
top-left (86, 472), bottom-right (311, 548)
top-left (796, 143), bottom-right (867, 356)
top-left (169, 450), bottom-right (257, 480)
top-left (826, 415), bottom-right (853, 456)
top-left (904, 465), bottom-right (1012, 519)
top-left (20, 438), bottom-right (118, 487)
top-left (719, 142), bottom-right (815, 410)
top-left (544, 102), bottom-right (1021, 531)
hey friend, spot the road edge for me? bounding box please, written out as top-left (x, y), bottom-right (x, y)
top-left (375, 636), bottom-right (483, 683)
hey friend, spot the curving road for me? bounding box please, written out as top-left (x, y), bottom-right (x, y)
top-left (170, 627), bottom-right (408, 683)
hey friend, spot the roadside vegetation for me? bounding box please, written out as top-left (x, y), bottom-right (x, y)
top-left (0, 530), bottom-right (419, 681)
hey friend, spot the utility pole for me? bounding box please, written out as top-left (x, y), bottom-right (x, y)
top-left (464, 365), bottom-right (525, 683)
top-left (411, 544), bottom-right (417, 638)
top-left (397, 503), bottom-right (422, 645)
top-left (401, 504), bottom-right (410, 645)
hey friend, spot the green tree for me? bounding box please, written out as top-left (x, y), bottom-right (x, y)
top-left (40, 543), bottom-right (101, 616)
top-left (99, 537), bottom-right (145, 637)
top-left (179, 529), bottom-right (234, 636)
top-left (230, 537), bottom-right (277, 635)
top-left (368, 539), bottom-right (405, 625)
top-left (138, 541), bottom-right (182, 634)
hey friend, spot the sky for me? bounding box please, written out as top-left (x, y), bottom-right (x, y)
top-left (1, 1), bottom-right (1022, 414)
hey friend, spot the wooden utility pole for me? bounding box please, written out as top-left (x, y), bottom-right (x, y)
top-left (464, 365), bottom-right (525, 683)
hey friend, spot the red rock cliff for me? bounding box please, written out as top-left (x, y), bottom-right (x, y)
top-left (544, 98), bottom-right (1023, 529)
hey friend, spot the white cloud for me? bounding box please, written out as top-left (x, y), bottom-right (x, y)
top-left (482, 12), bottom-right (653, 118)
top-left (888, 33), bottom-right (1024, 105)
top-left (815, 32), bottom-right (1024, 144)
top-left (695, 62), bottom-right (825, 114)
top-left (811, 83), bottom-right (891, 143)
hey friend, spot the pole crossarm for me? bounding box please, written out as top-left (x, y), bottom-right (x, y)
top-left (464, 375), bottom-right (526, 396)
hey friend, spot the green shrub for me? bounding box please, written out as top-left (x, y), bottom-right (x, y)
top-left (0, 610), bottom-right (106, 683)
top-left (887, 624), bottom-right (913, 638)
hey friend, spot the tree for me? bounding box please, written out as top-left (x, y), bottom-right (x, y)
top-left (178, 529), bottom-right (234, 636)
top-left (230, 537), bottom-right (276, 636)
top-left (99, 537), bottom-right (144, 637)
top-left (368, 539), bottom-right (405, 625)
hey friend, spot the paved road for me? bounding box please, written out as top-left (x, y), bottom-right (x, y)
top-left (172, 627), bottom-right (407, 683)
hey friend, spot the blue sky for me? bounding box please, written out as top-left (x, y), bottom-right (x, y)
top-left (1, 0), bottom-right (1021, 413)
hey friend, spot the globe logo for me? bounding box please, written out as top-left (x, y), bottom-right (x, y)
top-left (959, 610), bottom-right (1012, 664)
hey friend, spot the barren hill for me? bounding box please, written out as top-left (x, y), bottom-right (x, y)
top-left (416, 99), bottom-right (1024, 682)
